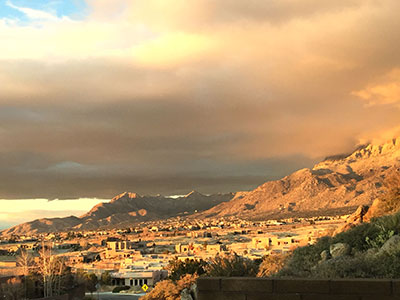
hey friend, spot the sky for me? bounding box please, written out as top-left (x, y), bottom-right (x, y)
top-left (0, 198), bottom-right (108, 229)
top-left (0, 0), bottom-right (400, 223)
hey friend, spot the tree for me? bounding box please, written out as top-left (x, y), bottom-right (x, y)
top-left (37, 242), bottom-right (67, 297)
top-left (17, 250), bottom-right (34, 299)
top-left (84, 273), bottom-right (98, 296)
top-left (100, 271), bottom-right (112, 285)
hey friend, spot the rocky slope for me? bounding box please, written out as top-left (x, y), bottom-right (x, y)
top-left (1, 191), bottom-right (234, 235)
top-left (197, 138), bottom-right (400, 219)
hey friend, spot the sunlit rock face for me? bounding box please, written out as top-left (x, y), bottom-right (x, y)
top-left (198, 138), bottom-right (400, 219)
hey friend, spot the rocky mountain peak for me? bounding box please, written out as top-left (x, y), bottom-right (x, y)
top-left (197, 137), bottom-right (400, 220)
top-left (110, 191), bottom-right (139, 203)
top-left (184, 190), bottom-right (204, 198)
top-left (313, 137), bottom-right (400, 174)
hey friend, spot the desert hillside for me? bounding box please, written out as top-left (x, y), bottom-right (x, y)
top-left (198, 138), bottom-right (400, 219)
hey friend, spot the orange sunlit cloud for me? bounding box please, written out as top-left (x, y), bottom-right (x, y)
top-left (0, 0), bottom-right (399, 200)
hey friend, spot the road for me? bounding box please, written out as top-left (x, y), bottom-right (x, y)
top-left (86, 292), bottom-right (145, 300)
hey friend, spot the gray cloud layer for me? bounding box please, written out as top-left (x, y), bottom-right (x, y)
top-left (0, 0), bottom-right (399, 199)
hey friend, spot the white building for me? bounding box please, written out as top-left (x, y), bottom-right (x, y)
top-left (111, 269), bottom-right (167, 287)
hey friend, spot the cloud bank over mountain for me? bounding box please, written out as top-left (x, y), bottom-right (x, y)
top-left (0, 0), bottom-right (399, 198)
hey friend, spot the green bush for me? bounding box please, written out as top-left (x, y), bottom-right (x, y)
top-left (112, 286), bottom-right (130, 293)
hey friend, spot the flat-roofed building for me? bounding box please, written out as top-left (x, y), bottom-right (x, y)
top-left (111, 269), bottom-right (167, 287)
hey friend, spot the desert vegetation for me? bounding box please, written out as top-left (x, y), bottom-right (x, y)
top-left (277, 189), bottom-right (400, 278)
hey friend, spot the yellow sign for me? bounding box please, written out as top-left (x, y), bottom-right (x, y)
top-left (142, 284), bottom-right (149, 292)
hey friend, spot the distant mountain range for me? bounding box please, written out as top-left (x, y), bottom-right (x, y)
top-left (2, 138), bottom-right (399, 236)
top-left (1, 191), bottom-right (234, 235)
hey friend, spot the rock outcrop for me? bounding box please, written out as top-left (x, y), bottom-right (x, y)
top-left (334, 205), bottom-right (369, 234)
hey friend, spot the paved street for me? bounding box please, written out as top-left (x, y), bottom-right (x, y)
top-left (86, 292), bottom-right (145, 300)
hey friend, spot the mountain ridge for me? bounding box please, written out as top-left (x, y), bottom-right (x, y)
top-left (1, 191), bottom-right (235, 235)
top-left (2, 137), bottom-right (399, 235)
top-left (196, 137), bottom-right (400, 219)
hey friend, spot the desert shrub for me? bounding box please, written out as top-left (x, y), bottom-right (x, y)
top-left (278, 203), bottom-right (400, 278)
top-left (257, 253), bottom-right (289, 277)
top-left (332, 222), bottom-right (379, 251)
top-left (312, 253), bottom-right (378, 278)
top-left (278, 236), bottom-right (331, 277)
top-left (112, 286), bottom-right (130, 293)
top-left (372, 212), bottom-right (400, 234)
top-left (328, 211), bottom-right (400, 251)
top-left (141, 273), bottom-right (197, 300)
top-left (362, 212), bottom-right (400, 249)
top-left (375, 252), bottom-right (400, 277)
top-left (140, 280), bottom-right (178, 300)
top-left (365, 224), bottom-right (395, 248)
top-left (206, 253), bottom-right (259, 277)
top-left (166, 257), bottom-right (207, 281)
top-left (312, 250), bottom-right (400, 279)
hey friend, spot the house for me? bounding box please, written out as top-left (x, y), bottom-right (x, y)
top-left (111, 269), bottom-right (167, 287)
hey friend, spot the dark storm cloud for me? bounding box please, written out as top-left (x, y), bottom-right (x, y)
top-left (0, 0), bottom-right (400, 198)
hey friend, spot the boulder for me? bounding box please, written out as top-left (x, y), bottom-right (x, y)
top-left (190, 283), bottom-right (198, 300)
top-left (330, 243), bottom-right (351, 258)
top-left (320, 250), bottom-right (330, 261)
top-left (181, 288), bottom-right (194, 300)
top-left (379, 235), bottom-right (400, 255)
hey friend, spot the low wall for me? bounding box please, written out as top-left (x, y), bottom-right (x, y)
top-left (33, 294), bottom-right (68, 300)
top-left (197, 277), bottom-right (400, 300)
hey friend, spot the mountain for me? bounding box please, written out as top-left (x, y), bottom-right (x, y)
top-left (1, 191), bottom-right (234, 235)
top-left (4, 138), bottom-right (399, 235)
top-left (197, 138), bottom-right (400, 219)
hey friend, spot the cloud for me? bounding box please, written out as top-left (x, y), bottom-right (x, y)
top-left (0, 0), bottom-right (399, 198)
top-left (352, 69), bottom-right (400, 107)
top-left (6, 1), bottom-right (60, 22)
